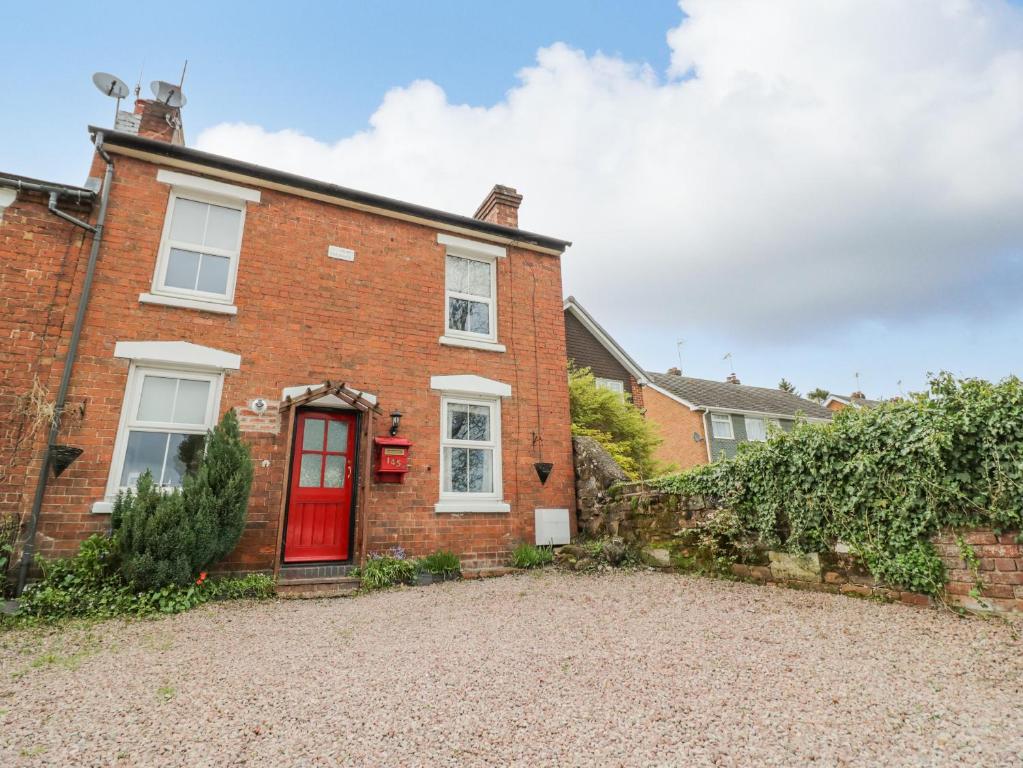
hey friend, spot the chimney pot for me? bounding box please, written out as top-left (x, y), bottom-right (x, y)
top-left (726, 373), bottom-right (741, 384)
top-left (474, 184), bottom-right (522, 229)
top-left (666, 367), bottom-right (682, 376)
top-left (850, 391), bottom-right (866, 400)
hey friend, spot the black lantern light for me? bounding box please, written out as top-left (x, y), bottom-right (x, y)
top-left (389, 411), bottom-right (403, 436)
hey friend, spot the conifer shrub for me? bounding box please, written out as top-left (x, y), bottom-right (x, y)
top-left (113, 409), bottom-right (254, 591)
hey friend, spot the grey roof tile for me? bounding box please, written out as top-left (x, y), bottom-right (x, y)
top-left (647, 372), bottom-right (833, 420)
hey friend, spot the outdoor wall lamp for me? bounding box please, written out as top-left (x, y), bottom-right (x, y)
top-left (389, 411), bottom-right (403, 436)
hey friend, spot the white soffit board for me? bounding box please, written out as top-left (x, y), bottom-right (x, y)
top-left (430, 374), bottom-right (512, 398)
top-left (113, 340), bottom-right (241, 370)
top-left (437, 232), bottom-right (507, 259)
top-left (156, 168), bottom-right (261, 203)
top-left (535, 508), bottom-right (571, 546)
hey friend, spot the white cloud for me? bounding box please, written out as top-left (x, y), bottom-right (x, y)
top-left (196, 0), bottom-right (1023, 341)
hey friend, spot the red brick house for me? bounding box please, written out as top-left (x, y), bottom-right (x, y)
top-left (1, 97), bottom-right (575, 590)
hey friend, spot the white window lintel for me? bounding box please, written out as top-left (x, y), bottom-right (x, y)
top-left (114, 340), bottom-right (241, 371)
top-left (156, 169), bottom-right (261, 203)
top-left (430, 374), bottom-right (511, 398)
top-left (438, 232), bottom-right (506, 259)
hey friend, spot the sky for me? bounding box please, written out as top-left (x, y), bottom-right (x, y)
top-left (4, 1), bottom-right (1022, 399)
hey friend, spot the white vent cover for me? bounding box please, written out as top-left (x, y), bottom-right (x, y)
top-left (535, 508), bottom-right (571, 546)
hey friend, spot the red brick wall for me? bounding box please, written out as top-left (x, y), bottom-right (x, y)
top-left (11, 151), bottom-right (575, 572)
top-left (642, 386), bottom-right (708, 470)
top-left (933, 529), bottom-right (1023, 614)
top-left (0, 190), bottom-right (93, 535)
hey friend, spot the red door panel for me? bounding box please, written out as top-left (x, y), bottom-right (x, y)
top-left (284, 410), bottom-right (357, 562)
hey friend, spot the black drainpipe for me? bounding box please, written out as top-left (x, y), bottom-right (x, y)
top-left (15, 134), bottom-right (114, 596)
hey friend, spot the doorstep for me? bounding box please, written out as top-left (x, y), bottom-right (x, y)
top-left (277, 563), bottom-right (360, 599)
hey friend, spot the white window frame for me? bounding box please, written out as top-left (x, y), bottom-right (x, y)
top-left (438, 394), bottom-right (503, 503)
top-left (710, 413), bottom-right (734, 440)
top-left (744, 416), bottom-right (767, 442)
top-left (595, 377), bottom-right (626, 399)
top-left (444, 252), bottom-right (498, 343)
top-left (100, 364), bottom-right (224, 504)
top-left (150, 187), bottom-right (247, 306)
top-left (438, 233), bottom-right (505, 351)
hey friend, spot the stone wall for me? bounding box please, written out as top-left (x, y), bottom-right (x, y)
top-left (579, 473), bottom-right (1023, 615)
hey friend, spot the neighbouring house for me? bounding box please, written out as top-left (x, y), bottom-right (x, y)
top-left (0, 93), bottom-right (575, 587)
top-left (823, 392), bottom-right (883, 411)
top-left (644, 371), bottom-right (833, 465)
top-left (563, 296), bottom-right (646, 407)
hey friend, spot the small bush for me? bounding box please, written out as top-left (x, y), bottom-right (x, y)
top-left (360, 548), bottom-right (419, 590)
top-left (0, 513), bottom-right (19, 595)
top-left (510, 543), bottom-right (553, 569)
top-left (11, 536), bottom-right (276, 626)
top-left (419, 550), bottom-right (461, 579)
top-left (113, 409), bottom-right (253, 591)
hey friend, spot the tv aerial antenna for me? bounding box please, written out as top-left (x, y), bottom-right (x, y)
top-left (91, 72), bottom-right (130, 122)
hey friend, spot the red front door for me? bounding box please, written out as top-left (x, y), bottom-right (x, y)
top-left (284, 410), bottom-right (357, 562)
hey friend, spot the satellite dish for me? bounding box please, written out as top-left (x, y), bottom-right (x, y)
top-left (150, 80), bottom-right (186, 108)
top-left (92, 72), bottom-right (129, 99)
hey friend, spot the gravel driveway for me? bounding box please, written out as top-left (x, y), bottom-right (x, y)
top-left (2, 570), bottom-right (1021, 767)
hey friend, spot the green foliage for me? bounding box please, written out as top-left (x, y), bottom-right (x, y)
top-left (510, 543), bottom-right (553, 569)
top-left (419, 550), bottom-right (461, 579)
top-left (650, 374), bottom-right (1023, 596)
top-left (113, 409), bottom-right (253, 591)
top-left (0, 514), bottom-right (18, 595)
top-left (11, 535), bottom-right (276, 626)
top-left (360, 550), bottom-right (419, 590)
top-left (806, 387), bottom-right (830, 403)
top-left (568, 366), bottom-right (664, 479)
top-left (778, 378), bottom-right (798, 395)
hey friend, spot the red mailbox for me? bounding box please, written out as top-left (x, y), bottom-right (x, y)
top-left (374, 436), bottom-right (412, 483)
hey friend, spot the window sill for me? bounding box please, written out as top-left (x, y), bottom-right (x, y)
top-left (438, 335), bottom-right (506, 353)
top-left (434, 500), bottom-right (510, 514)
top-left (139, 292), bottom-right (238, 315)
top-left (91, 500), bottom-right (113, 515)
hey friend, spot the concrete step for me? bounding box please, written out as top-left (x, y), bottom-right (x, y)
top-left (276, 576), bottom-right (361, 599)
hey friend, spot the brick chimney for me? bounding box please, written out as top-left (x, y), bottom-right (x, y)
top-left (123, 98), bottom-right (185, 145)
top-left (726, 373), bottom-right (741, 384)
top-left (666, 367), bottom-right (682, 376)
top-left (850, 390), bottom-right (866, 400)
top-left (474, 185), bottom-right (522, 229)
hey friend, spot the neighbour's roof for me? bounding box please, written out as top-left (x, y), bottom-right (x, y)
top-left (646, 372), bottom-right (833, 420)
top-left (91, 127), bottom-right (572, 252)
top-left (563, 296), bottom-right (647, 384)
top-left (825, 393), bottom-right (883, 409)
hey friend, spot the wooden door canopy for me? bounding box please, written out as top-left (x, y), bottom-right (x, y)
top-left (280, 381), bottom-right (383, 414)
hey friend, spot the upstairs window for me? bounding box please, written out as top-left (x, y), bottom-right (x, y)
top-left (710, 413), bottom-right (734, 439)
top-left (595, 377), bottom-right (626, 400)
top-left (154, 191), bottom-right (245, 304)
top-left (445, 253), bottom-right (496, 340)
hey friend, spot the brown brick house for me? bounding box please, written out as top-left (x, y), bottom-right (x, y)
top-left (561, 298), bottom-right (831, 470)
top-left (1, 97), bottom-right (575, 588)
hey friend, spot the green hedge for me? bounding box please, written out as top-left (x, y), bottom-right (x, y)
top-left (651, 374), bottom-right (1023, 595)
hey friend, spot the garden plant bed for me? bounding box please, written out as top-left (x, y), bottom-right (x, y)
top-left (2, 570), bottom-right (1021, 766)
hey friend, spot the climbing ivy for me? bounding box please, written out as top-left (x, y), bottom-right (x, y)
top-left (651, 374), bottom-right (1023, 595)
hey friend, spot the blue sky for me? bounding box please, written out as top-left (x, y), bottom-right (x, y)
top-left (4, 1), bottom-right (1022, 399)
